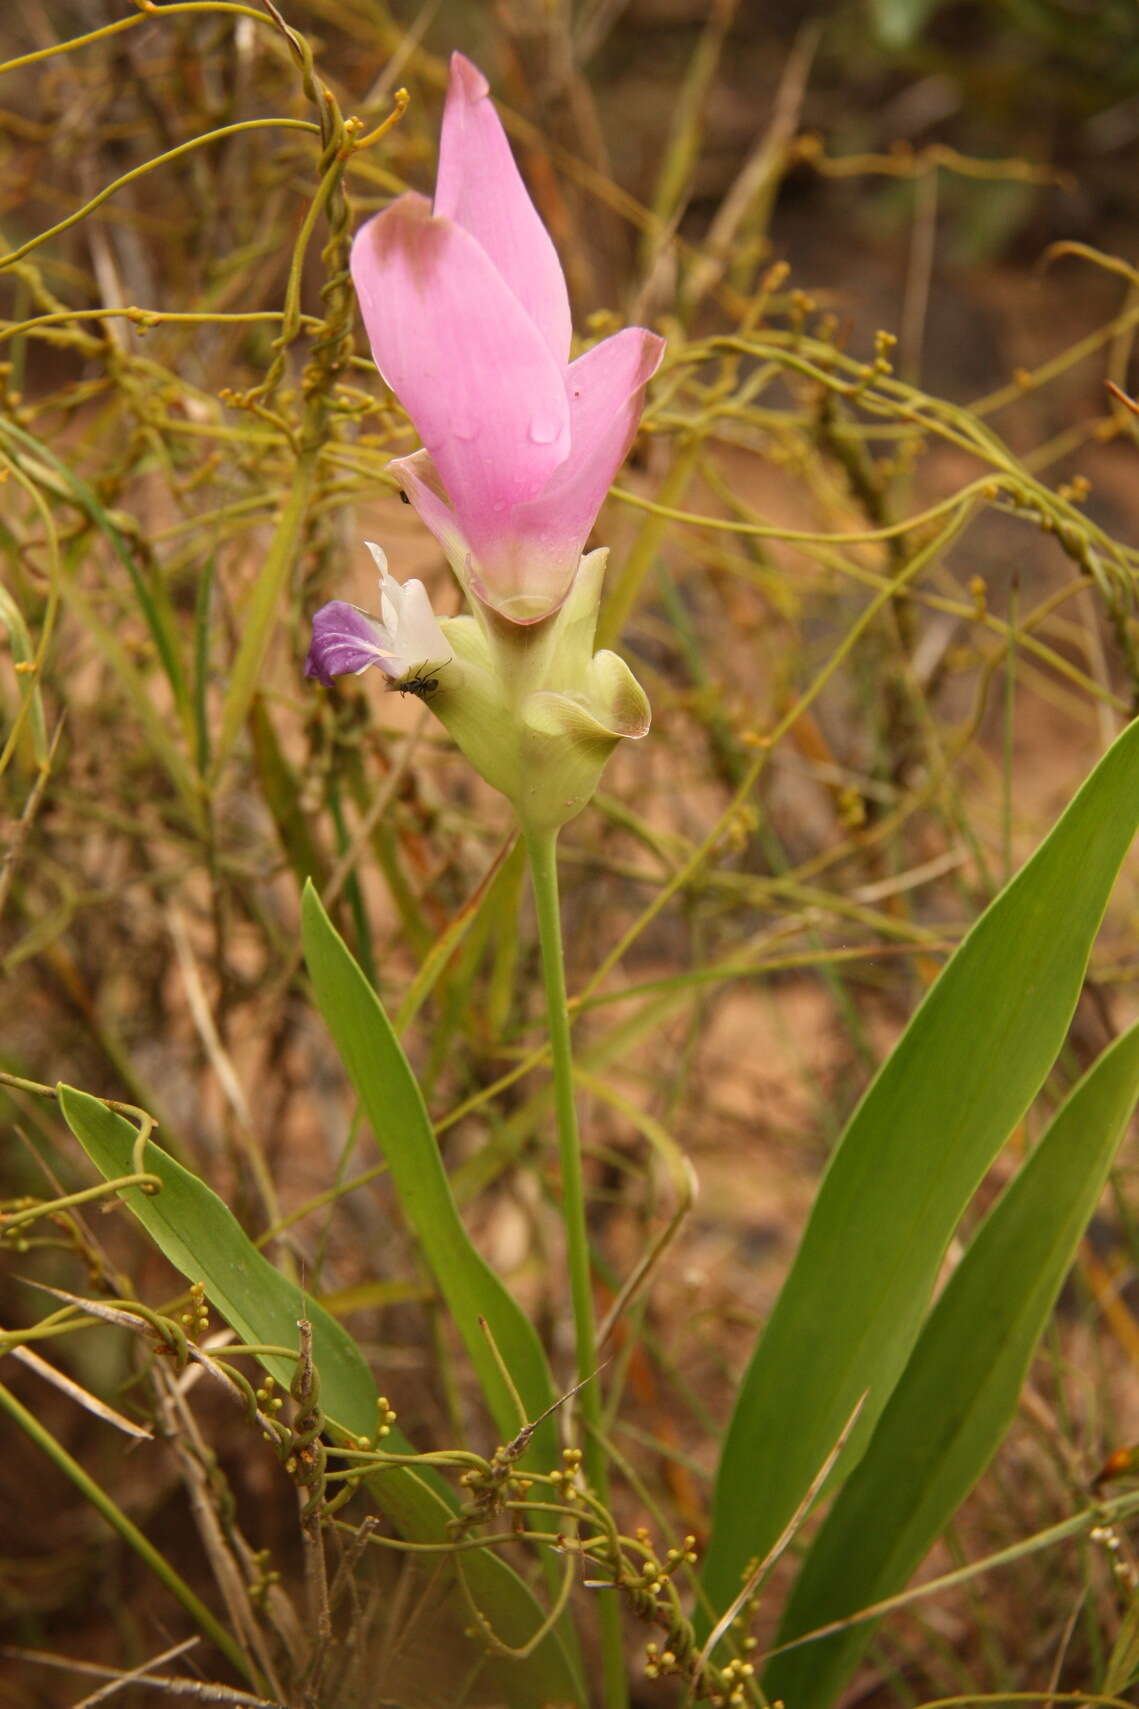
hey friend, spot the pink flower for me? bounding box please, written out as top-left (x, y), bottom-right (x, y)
top-left (306, 55), bottom-right (658, 832)
top-left (349, 53), bottom-right (664, 624)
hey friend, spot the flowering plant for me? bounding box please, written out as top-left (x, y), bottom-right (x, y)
top-left (306, 53), bottom-right (664, 833)
top-left (35, 13), bottom-right (1139, 1709)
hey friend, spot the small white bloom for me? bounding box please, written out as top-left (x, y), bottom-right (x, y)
top-left (305, 544), bottom-right (451, 688)
top-left (365, 542), bottom-right (451, 674)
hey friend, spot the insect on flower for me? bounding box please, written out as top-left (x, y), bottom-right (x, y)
top-left (304, 544), bottom-right (451, 693)
top-left (397, 670), bottom-right (441, 700)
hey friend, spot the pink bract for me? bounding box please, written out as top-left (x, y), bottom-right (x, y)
top-left (349, 53), bottom-right (664, 623)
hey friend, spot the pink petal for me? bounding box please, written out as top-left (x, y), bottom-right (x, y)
top-left (351, 195), bottom-right (571, 546)
top-left (502, 327), bottom-right (666, 612)
top-left (434, 54), bottom-right (571, 366)
top-left (388, 449), bottom-right (473, 582)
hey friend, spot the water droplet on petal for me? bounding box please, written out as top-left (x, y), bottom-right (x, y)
top-left (491, 499), bottom-right (508, 514)
top-left (450, 417), bottom-right (477, 442)
top-left (528, 413), bottom-right (561, 445)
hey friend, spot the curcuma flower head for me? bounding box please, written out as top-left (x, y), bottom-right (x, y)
top-left (351, 52), bottom-right (664, 625)
top-left (306, 52), bottom-right (664, 833)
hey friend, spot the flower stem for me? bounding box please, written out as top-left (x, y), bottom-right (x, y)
top-left (525, 826), bottom-right (628, 1709)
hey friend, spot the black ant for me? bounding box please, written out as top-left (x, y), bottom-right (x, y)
top-left (397, 669), bottom-right (440, 700)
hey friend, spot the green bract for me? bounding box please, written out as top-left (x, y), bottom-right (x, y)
top-left (432, 547), bottom-right (651, 832)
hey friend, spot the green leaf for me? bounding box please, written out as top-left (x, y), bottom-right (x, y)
top-left (301, 881), bottom-right (560, 1469)
top-left (766, 1018), bottom-right (1139, 1709)
top-left (702, 717), bottom-right (1139, 1619)
top-left (59, 1084), bottom-right (385, 1438)
top-left (59, 1084), bottom-right (583, 1707)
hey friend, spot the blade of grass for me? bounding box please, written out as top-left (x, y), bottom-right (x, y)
top-left (0, 417), bottom-right (189, 716)
top-left (395, 834), bottom-right (522, 1035)
top-left (0, 1377), bottom-right (259, 1687)
top-left (0, 581), bottom-right (48, 769)
top-left (192, 549), bottom-right (215, 777)
top-left (211, 455), bottom-right (316, 783)
top-left (640, 0), bottom-right (738, 275)
top-left (248, 694), bottom-right (329, 890)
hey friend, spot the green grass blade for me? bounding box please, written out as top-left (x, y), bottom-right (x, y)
top-left (702, 716), bottom-right (1139, 1619)
top-left (300, 880), bottom-right (560, 1467)
top-left (59, 1084), bottom-right (583, 1706)
top-left (192, 548), bottom-right (215, 776)
top-left (0, 1376), bottom-right (260, 1687)
top-left (0, 581), bottom-right (48, 768)
top-left (211, 456), bottom-right (316, 782)
top-left (766, 1018), bottom-right (1139, 1709)
top-left (395, 834), bottom-right (522, 1036)
top-left (249, 694), bottom-right (329, 889)
top-left (57, 574), bottom-right (201, 820)
top-left (1105, 1581), bottom-right (1139, 1695)
top-left (58, 1085), bottom-right (455, 1548)
top-left (0, 417), bottom-right (189, 715)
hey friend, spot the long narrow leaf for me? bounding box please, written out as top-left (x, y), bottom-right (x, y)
top-left (59, 1085), bottom-right (383, 1438)
top-left (702, 717), bottom-right (1139, 1617)
top-left (59, 1084), bottom-right (583, 1707)
top-left (301, 880), bottom-right (560, 1467)
top-left (766, 1018), bottom-right (1139, 1709)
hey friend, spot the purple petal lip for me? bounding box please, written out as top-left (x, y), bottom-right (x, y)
top-left (304, 601), bottom-right (400, 686)
top-left (348, 52), bottom-right (666, 623)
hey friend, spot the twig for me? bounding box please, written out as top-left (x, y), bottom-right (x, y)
top-left (3, 1643), bottom-right (282, 1704)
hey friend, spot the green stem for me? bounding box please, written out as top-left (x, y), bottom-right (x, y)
top-left (524, 827), bottom-right (628, 1709)
top-left (0, 1377), bottom-right (260, 1689)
